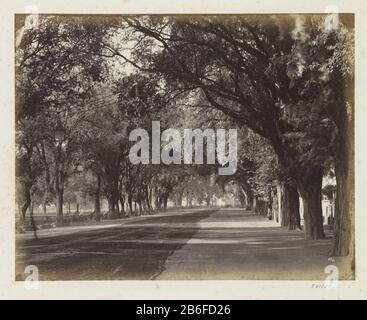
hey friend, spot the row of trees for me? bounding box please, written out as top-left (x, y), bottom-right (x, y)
top-left (16, 14), bottom-right (354, 262)
top-left (15, 16), bottom-right (230, 226)
top-left (107, 14), bottom-right (353, 257)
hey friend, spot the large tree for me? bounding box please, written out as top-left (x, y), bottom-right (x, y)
top-left (16, 15), bottom-right (108, 224)
top-left (287, 15), bottom-right (354, 258)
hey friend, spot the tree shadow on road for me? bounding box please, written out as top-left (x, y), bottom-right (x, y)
top-left (15, 210), bottom-right (215, 280)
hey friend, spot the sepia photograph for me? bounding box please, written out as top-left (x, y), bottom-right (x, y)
top-left (13, 11), bottom-right (355, 282)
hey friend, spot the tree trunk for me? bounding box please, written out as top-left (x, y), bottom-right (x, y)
top-left (252, 197), bottom-right (258, 213)
top-left (177, 191), bottom-right (183, 207)
top-left (128, 194), bottom-right (133, 216)
top-left (327, 74), bottom-right (354, 266)
top-left (56, 170), bottom-right (65, 226)
top-left (148, 186), bottom-right (153, 211)
top-left (119, 195), bottom-right (125, 216)
top-left (29, 201), bottom-right (38, 240)
top-left (246, 192), bottom-right (254, 210)
top-left (281, 182), bottom-right (301, 230)
top-left (271, 185), bottom-right (280, 222)
top-left (54, 145), bottom-right (65, 226)
top-left (21, 187), bottom-right (31, 222)
top-left (138, 201), bottom-right (143, 215)
top-left (115, 195), bottom-right (120, 217)
top-left (239, 183), bottom-right (253, 210)
top-left (276, 183), bottom-right (282, 224)
top-left (94, 174), bottom-right (101, 221)
top-left (298, 167), bottom-right (325, 240)
top-left (267, 186), bottom-right (272, 219)
top-left (206, 197), bottom-right (210, 206)
top-left (144, 188), bottom-right (151, 213)
top-left (107, 188), bottom-right (120, 218)
top-left (108, 197), bottom-right (116, 216)
top-left (331, 131), bottom-right (354, 260)
top-left (154, 188), bottom-right (159, 210)
top-left (41, 140), bottom-right (50, 217)
top-left (163, 194), bottom-right (168, 210)
top-left (238, 184), bottom-right (248, 208)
